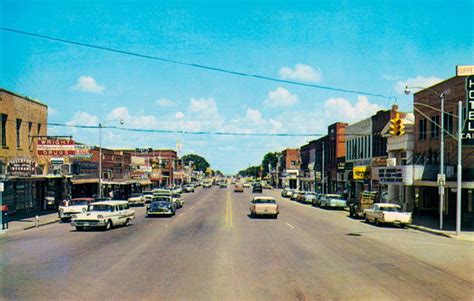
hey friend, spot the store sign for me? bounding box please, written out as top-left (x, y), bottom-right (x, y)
top-left (353, 166), bottom-right (371, 180)
top-left (69, 145), bottom-right (93, 160)
top-left (7, 158), bottom-right (36, 176)
top-left (50, 157), bottom-right (64, 165)
top-left (379, 167), bottom-right (403, 184)
top-left (462, 75), bottom-right (474, 145)
top-left (456, 65), bottom-right (474, 76)
top-left (136, 148), bottom-right (153, 153)
top-left (37, 138), bottom-right (75, 156)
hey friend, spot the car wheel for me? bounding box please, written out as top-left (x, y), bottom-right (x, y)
top-left (124, 218), bottom-right (131, 226)
top-left (364, 215), bottom-right (369, 223)
top-left (105, 220), bottom-right (113, 231)
top-left (274, 214), bottom-right (278, 219)
top-left (76, 226), bottom-right (84, 231)
top-left (375, 219), bottom-right (380, 226)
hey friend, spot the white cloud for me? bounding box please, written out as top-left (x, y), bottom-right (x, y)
top-left (279, 64), bottom-right (322, 82)
top-left (107, 107), bottom-right (159, 128)
top-left (155, 98), bottom-right (176, 107)
top-left (264, 87), bottom-right (299, 107)
top-left (67, 111), bottom-right (99, 126)
top-left (394, 76), bottom-right (443, 94)
top-left (175, 111), bottom-right (185, 119)
top-left (324, 96), bottom-right (382, 123)
top-left (48, 107), bottom-right (58, 117)
top-left (71, 76), bottom-right (105, 93)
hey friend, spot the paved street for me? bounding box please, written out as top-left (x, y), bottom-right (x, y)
top-left (1, 187), bottom-right (473, 301)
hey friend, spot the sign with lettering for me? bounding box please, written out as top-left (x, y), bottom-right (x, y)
top-left (462, 75), bottom-right (474, 145)
top-left (456, 65), bottom-right (474, 76)
top-left (136, 148), bottom-right (153, 153)
top-left (353, 166), bottom-right (371, 180)
top-left (7, 158), bottom-right (36, 176)
top-left (37, 138), bottom-right (75, 156)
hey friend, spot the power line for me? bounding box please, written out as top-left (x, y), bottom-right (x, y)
top-left (1, 27), bottom-right (396, 100)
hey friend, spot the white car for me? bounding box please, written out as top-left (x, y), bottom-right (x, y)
top-left (71, 200), bottom-right (135, 231)
top-left (249, 196), bottom-right (279, 219)
top-left (319, 194), bottom-right (347, 209)
top-left (127, 193), bottom-right (145, 206)
top-left (58, 198), bottom-right (94, 221)
top-left (364, 203), bottom-right (412, 227)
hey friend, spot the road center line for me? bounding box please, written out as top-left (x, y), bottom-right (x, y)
top-left (285, 222), bottom-right (295, 229)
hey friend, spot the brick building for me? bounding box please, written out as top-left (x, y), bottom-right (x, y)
top-left (278, 148), bottom-right (300, 189)
top-left (413, 76), bottom-right (473, 225)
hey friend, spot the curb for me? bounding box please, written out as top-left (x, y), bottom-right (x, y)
top-left (22, 218), bottom-right (60, 230)
top-left (406, 224), bottom-right (452, 239)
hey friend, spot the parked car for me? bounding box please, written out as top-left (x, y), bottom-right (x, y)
top-left (281, 187), bottom-right (292, 197)
top-left (296, 191), bottom-right (307, 202)
top-left (249, 196), bottom-right (279, 218)
top-left (252, 183), bottom-right (263, 193)
top-left (319, 194), bottom-right (346, 209)
top-left (234, 184), bottom-right (244, 192)
top-left (142, 191), bottom-right (154, 204)
top-left (243, 183), bottom-right (251, 188)
top-left (284, 188), bottom-right (294, 198)
top-left (147, 199), bottom-right (176, 217)
top-left (183, 184), bottom-right (195, 193)
top-left (71, 200), bottom-right (135, 231)
top-left (58, 198), bottom-right (94, 221)
top-left (301, 192), bottom-right (317, 204)
top-left (312, 193), bottom-right (324, 207)
top-left (203, 182), bottom-right (212, 188)
top-left (127, 193), bottom-right (146, 206)
top-left (263, 184), bottom-right (273, 190)
top-left (219, 182), bottom-right (227, 188)
top-left (364, 203), bottom-right (412, 227)
top-left (290, 190), bottom-right (301, 201)
top-left (349, 191), bottom-right (379, 218)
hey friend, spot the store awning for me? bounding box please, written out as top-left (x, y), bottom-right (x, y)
top-left (414, 180), bottom-right (474, 189)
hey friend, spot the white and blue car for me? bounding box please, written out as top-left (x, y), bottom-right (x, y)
top-left (319, 194), bottom-right (347, 209)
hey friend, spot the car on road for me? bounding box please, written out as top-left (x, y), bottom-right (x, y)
top-left (127, 193), bottom-right (146, 206)
top-left (142, 191), bottom-right (154, 204)
top-left (319, 194), bottom-right (346, 209)
top-left (312, 193), bottom-right (323, 207)
top-left (58, 198), bottom-right (94, 221)
top-left (301, 192), bottom-right (317, 205)
top-left (183, 184), bottom-right (195, 193)
top-left (249, 196), bottom-right (279, 218)
top-left (203, 181), bottom-right (212, 188)
top-left (153, 189), bottom-right (183, 208)
top-left (147, 198), bottom-right (176, 217)
top-left (243, 183), bottom-right (251, 188)
top-left (219, 182), bottom-right (227, 188)
top-left (281, 187), bottom-right (292, 197)
top-left (252, 183), bottom-right (263, 193)
top-left (234, 184), bottom-right (244, 192)
top-left (290, 190), bottom-right (301, 201)
top-left (71, 200), bottom-right (135, 231)
top-left (364, 203), bottom-right (412, 227)
top-left (263, 184), bottom-right (273, 190)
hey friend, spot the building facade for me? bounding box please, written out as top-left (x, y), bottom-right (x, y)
top-left (279, 148), bottom-right (301, 189)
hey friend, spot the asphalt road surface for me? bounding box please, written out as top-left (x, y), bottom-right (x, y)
top-left (1, 187), bottom-right (473, 301)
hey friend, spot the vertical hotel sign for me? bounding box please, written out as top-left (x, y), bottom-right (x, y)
top-left (37, 138), bottom-right (75, 156)
top-left (462, 75), bottom-right (474, 145)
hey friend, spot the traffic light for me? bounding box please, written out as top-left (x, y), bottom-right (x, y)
top-left (389, 112), bottom-right (405, 136)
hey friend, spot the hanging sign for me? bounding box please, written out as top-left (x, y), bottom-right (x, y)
top-left (462, 75), bottom-right (474, 145)
top-left (7, 158), bottom-right (36, 176)
top-left (37, 138), bottom-right (75, 156)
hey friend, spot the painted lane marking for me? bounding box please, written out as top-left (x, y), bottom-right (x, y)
top-left (285, 222), bottom-right (295, 229)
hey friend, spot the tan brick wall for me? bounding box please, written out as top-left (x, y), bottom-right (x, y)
top-left (0, 89), bottom-right (48, 170)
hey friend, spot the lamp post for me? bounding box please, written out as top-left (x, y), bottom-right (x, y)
top-left (405, 85), bottom-right (450, 230)
top-left (98, 119), bottom-right (124, 198)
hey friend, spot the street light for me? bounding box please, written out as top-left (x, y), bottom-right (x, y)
top-left (404, 85), bottom-right (450, 230)
top-left (98, 119), bottom-right (124, 197)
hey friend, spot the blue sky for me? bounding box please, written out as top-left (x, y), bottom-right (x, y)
top-left (1, 0), bottom-right (472, 174)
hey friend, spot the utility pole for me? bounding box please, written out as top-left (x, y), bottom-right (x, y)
top-left (456, 101), bottom-right (462, 235)
top-left (322, 142), bottom-right (325, 194)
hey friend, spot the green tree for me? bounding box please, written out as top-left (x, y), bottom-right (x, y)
top-left (261, 152), bottom-right (279, 176)
top-left (238, 165), bottom-right (260, 178)
top-left (180, 154), bottom-right (211, 172)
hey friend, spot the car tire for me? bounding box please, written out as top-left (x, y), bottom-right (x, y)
top-left (364, 215), bottom-right (369, 223)
top-left (375, 219), bottom-right (380, 227)
top-left (274, 214), bottom-right (278, 219)
top-left (105, 220), bottom-right (113, 231)
top-left (76, 226), bottom-right (84, 231)
top-left (124, 218), bottom-right (131, 226)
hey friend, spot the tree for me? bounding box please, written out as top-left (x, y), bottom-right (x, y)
top-left (261, 152), bottom-right (280, 176)
top-left (180, 154), bottom-right (210, 172)
top-left (238, 165), bottom-right (260, 178)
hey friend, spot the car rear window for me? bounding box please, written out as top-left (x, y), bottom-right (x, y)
top-left (254, 199), bottom-right (276, 204)
top-left (379, 206), bottom-right (401, 212)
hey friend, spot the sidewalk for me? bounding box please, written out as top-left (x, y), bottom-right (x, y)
top-left (407, 215), bottom-right (474, 242)
top-left (0, 210), bottom-right (60, 235)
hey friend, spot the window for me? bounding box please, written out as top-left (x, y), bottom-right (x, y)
top-left (444, 112), bottom-right (454, 135)
top-left (16, 119), bottom-right (22, 149)
top-left (37, 123), bottom-right (42, 135)
top-left (1, 114), bottom-right (7, 147)
top-left (28, 122), bottom-right (33, 149)
top-left (419, 119), bottom-right (427, 140)
top-left (430, 115), bottom-right (440, 138)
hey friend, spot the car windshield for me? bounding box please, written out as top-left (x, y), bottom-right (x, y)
top-left (152, 201), bottom-right (170, 207)
top-left (88, 204), bottom-right (113, 212)
top-left (69, 199), bottom-right (90, 206)
top-left (380, 206), bottom-right (401, 212)
top-left (254, 199), bottom-right (276, 204)
top-left (154, 197), bottom-right (171, 202)
top-left (130, 193), bottom-right (142, 197)
top-left (327, 194), bottom-right (343, 200)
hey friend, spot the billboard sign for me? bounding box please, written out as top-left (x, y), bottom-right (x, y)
top-left (462, 75), bottom-right (474, 145)
top-left (37, 138), bottom-right (75, 156)
top-left (7, 158), bottom-right (36, 176)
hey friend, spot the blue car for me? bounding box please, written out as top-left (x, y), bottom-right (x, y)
top-left (147, 200), bottom-right (176, 217)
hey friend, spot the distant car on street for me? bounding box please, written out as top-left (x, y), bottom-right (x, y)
top-left (183, 184), bottom-right (195, 193)
top-left (234, 184), bottom-right (244, 192)
top-left (312, 194), bottom-right (324, 207)
top-left (142, 191), bottom-right (154, 204)
top-left (301, 192), bottom-right (317, 204)
top-left (290, 190), bottom-right (301, 201)
top-left (249, 196), bottom-right (279, 218)
top-left (263, 184), bottom-right (273, 190)
top-left (364, 203), bottom-right (412, 227)
top-left (203, 182), bottom-right (212, 188)
top-left (319, 194), bottom-right (346, 209)
top-left (219, 182), bottom-right (227, 188)
top-left (252, 183), bottom-right (263, 193)
top-left (243, 183), bottom-right (251, 188)
top-left (127, 193), bottom-right (146, 206)
top-left (71, 200), bottom-right (135, 231)
top-left (58, 198), bottom-right (94, 221)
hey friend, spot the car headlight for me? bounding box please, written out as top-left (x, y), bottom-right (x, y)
top-left (71, 214), bottom-right (77, 219)
top-left (97, 215), bottom-right (104, 219)
top-left (82, 208), bottom-right (87, 212)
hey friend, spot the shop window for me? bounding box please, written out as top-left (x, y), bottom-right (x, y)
top-left (444, 112), bottom-right (454, 135)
